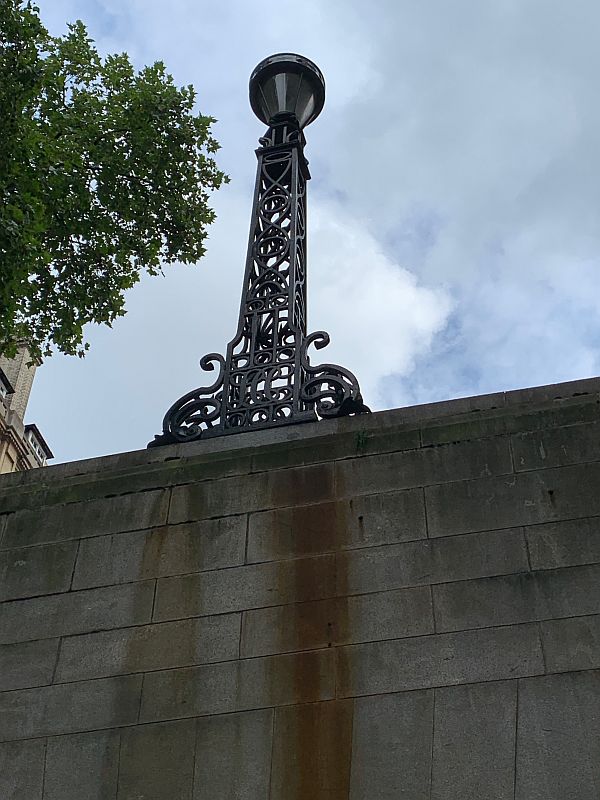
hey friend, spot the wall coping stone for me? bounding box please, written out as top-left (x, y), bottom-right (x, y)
top-left (0, 375), bottom-right (598, 499)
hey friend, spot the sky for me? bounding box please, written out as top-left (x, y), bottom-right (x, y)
top-left (28, 0), bottom-right (600, 463)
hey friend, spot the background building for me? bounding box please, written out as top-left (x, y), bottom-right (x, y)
top-left (0, 347), bottom-right (53, 473)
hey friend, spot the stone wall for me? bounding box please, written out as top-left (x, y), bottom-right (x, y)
top-left (1, 377), bottom-right (600, 799)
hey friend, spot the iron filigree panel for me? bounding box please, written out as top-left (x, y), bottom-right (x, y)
top-left (149, 116), bottom-right (369, 447)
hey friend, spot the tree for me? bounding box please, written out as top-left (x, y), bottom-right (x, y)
top-left (0, 1), bottom-right (228, 360)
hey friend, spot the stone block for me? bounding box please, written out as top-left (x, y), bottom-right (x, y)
top-left (241, 596), bottom-right (335, 657)
top-left (248, 433), bottom-right (348, 473)
top-left (336, 437), bottom-right (512, 498)
top-left (140, 649), bottom-right (335, 723)
top-left (513, 421), bottom-right (600, 471)
top-left (44, 730), bottom-right (120, 800)
top-left (346, 488), bottom-right (427, 546)
top-left (0, 738), bottom-right (45, 799)
top-left (431, 681), bottom-right (516, 800)
top-left (525, 517), bottom-right (600, 570)
top-left (56, 613), bottom-right (241, 682)
top-left (540, 614), bottom-right (600, 672)
top-left (169, 462), bottom-right (334, 523)
top-left (241, 587), bottom-right (434, 657)
top-left (2, 488), bottom-right (169, 549)
top-left (250, 427), bottom-right (421, 472)
top-left (529, 461), bottom-right (600, 523)
top-left (194, 709), bottom-right (273, 800)
top-left (150, 449), bottom-right (253, 488)
top-left (349, 690), bottom-right (433, 800)
top-left (0, 541), bottom-right (77, 601)
top-left (433, 564), bottom-right (600, 632)
top-left (393, 390), bottom-right (505, 423)
top-left (338, 528), bottom-right (528, 596)
top-left (270, 700), bottom-right (354, 800)
top-left (421, 415), bottom-right (508, 446)
top-left (72, 516), bottom-right (246, 589)
top-left (0, 638), bottom-right (59, 691)
top-left (153, 554), bottom-right (335, 621)
top-left (0, 674), bottom-right (142, 741)
top-left (337, 623), bottom-right (543, 697)
top-left (0, 451), bottom-right (252, 516)
top-left (426, 464), bottom-right (600, 538)
top-left (515, 671), bottom-right (600, 799)
top-left (118, 720), bottom-right (196, 800)
top-left (507, 396), bottom-right (600, 432)
top-left (0, 580), bottom-right (154, 645)
top-left (505, 376), bottom-right (600, 405)
top-left (247, 488), bottom-right (426, 563)
top-left (249, 434), bottom-right (345, 473)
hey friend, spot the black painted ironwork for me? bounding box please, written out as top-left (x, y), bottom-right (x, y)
top-left (149, 59), bottom-right (369, 448)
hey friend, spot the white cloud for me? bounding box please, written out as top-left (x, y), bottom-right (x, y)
top-left (308, 203), bottom-right (452, 406)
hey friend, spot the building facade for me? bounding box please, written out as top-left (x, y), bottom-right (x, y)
top-left (0, 347), bottom-right (52, 473)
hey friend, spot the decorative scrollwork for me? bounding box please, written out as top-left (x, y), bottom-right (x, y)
top-left (148, 354), bottom-right (225, 446)
top-left (300, 332), bottom-right (371, 418)
top-left (148, 115), bottom-right (369, 448)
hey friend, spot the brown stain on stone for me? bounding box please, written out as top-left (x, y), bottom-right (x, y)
top-left (287, 501), bottom-right (340, 558)
top-left (270, 462), bottom-right (335, 511)
top-left (140, 521), bottom-right (200, 671)
top-left (270, 464), bottom-right (355, 799)
top-left (272, 700), bottom-right (354, 799)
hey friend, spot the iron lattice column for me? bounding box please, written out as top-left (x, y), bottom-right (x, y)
top-left (149, 73), bottom-right (368, 447)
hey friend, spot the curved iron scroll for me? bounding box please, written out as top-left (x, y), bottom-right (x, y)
top-left (300, 332), bottom-right (370, 418)
top-left (154, 355), bottom-right (225, 446)
top-left (149, 115), bottom-right (369, 448)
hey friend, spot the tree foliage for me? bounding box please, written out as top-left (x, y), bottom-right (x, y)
top-left (0, 1), bottom-right (228, 359)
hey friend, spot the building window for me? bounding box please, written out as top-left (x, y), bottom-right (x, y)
top-left (26, 429), bottom-right (46, 465)
top-left (0, 374), bottom-right (14, 407)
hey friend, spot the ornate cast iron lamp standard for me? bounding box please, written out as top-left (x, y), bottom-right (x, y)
top-left (149, 53), bottom-right (369, 447)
